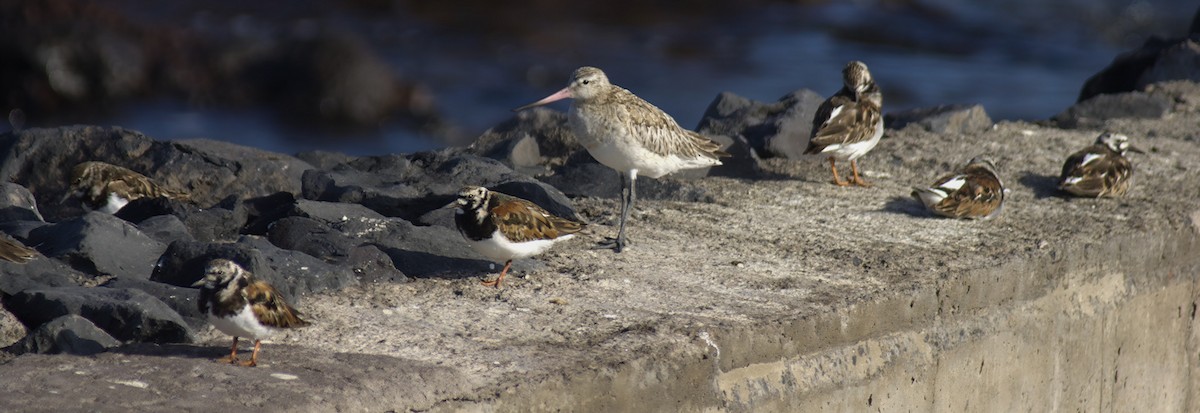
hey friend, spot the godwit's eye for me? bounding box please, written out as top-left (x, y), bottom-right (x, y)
top-left (582, 79), bottom-right (591, 85)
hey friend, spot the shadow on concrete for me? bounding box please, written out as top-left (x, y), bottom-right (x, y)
top-left (1018, 172), bottom-right (1063, 199)
top-left (880, 195), bottom-right (931, 218)
top-left (109, 342), bottom-right (226, 360)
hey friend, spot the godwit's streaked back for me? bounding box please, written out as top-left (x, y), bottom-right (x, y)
top-left (517, 66), bottom-right (727, 252)
top-left (805, 61), bottom-right (884, 187)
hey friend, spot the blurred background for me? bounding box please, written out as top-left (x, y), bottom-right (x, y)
top-left (0, 0), bottom-right (1193, 155)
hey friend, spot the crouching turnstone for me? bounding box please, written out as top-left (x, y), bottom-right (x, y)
top-left (449, 186), bottom-right (584, 288)
top-left (912, 157), bottom-right (1007, 219)
top-left (193, 259), bottom-right (309, 367)
top-left (805, 61), bottom-right (884, 187)
top-left (64, 161), bottom-right (188, 214)
top-left (0, 236), bottom-right (36, 263)
top-left (1059, 132), bottom-right (1143, 198)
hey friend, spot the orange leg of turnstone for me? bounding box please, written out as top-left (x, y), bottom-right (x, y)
top-left (481, 260), bottom-right (512, 288)
top-left (828, 157), bottom-right (850, 187)
top-left (238, 339), bottom-right (262, 367)
top-left (218, 337), bottom-right (241, 364)
top-left (850, 160), bottom-right (871, 187)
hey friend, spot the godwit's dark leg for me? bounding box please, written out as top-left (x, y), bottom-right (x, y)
top-left (481, 260), bottom-right (513, 288)
top-left (850, 160), bottom-right (871, 187)
top-left (597, 170), bottom-right (634, 252)
top-left (829, 157), bottom-right (850, 187)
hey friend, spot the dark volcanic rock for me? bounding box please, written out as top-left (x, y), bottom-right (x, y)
top-left (267, 216), bottom-right (408, 284)
top-left (241, 192), bottom-right (298, 235)
top-left (1053, 91), bottom-right (1174, 129)
top-left (331, 215), bottom-right (489, 278)
top-left (0, 126), bottom-right (312, 221)
top-left (0, 220), bottom-right (49, 241)
top-left (696, 89), bottom-right (825, 163)
top-left (27, 212), bottom-right (165, 279)
top-left (100, 277), bottom-right (204, 330)
top-left (5, 314), bottom-right (121, 356)
top-left (135, 215), bottom-right (194, 245)
top-left (6, 287), bottom-right (192, 343)
top-left (468, 107), bottom-right (580, 176)
top-left (150, 238), bottom-right (358, 300)
top-left (300, 148), bottom-right (577, 224)
top-left (0, 183), bottom-right (43, 222)
top-left (0, 258), bottom-right (79, 298)
top-left (116, 194), bottom-right (249, 243)
top-left (885, 104), bottom-right (993, 134)
top-left (1080, 37), bottom-right (1200, 102)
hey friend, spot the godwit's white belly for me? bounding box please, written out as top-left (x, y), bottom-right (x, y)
top-left (583, 141), bottom-right (718, 179)
top-left (569, 108), bottom-right (721, 179)
top-left (209, 304), bottom-right (276, 340)
top-left (467, 230), bottom-right (572, 262)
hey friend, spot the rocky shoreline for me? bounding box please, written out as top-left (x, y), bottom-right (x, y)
top-left (2, 36), bottom-right (1200, 410)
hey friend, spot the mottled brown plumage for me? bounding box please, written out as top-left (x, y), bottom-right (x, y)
top-left (516, 66), bottom-right (726, 252)
top-left (452, 186), bottom-right (584, 287)
top-left (912, 157), bottom-right (1007, 220)
top-left (1059, 132), bottom-right (1141, 198)
top-left (194, 259), bottom-right (308, 366)
top-left (806, 61), bottom-right (884, 187)
top-left (66, 161), bottom-right (188, 213)
top-left (0, 236), bottom-right (36, 263)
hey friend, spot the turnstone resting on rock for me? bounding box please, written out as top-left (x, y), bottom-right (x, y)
top-left (805, 61), bottom-right (884, 187)
top-left (450, 186), bottom-right (584, 288)
top-left (1058, 132), bottom-right (1143, 198)
top-left (0, 236), bottom-right (36, 263)
top-left (64, 161), bottom-right (187, 214)
top-left (516, 66), bottom-right (726, 252)
top-left (194, 259), bottom-right (309, 367)
top-left (912, 157), bottom-right (1007, 219)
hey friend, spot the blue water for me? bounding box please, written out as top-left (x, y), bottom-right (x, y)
top-left (18, 0), bottom-right (1195, 156)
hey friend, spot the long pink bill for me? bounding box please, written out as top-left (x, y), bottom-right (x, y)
top-left (514, 87), bottom-right (573, 112)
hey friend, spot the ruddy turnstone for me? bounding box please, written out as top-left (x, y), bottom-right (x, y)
top-left (449, 186), bottom-right (584, 288)
top-left (912, 157), bottom-right (1007, 219)
top-left (64, 161), bottom-right (187, 214)
top-left (0, 236), bottom-right (36, 263)
top-left (805, 61), bottom-right (884, 187)
top-left (516, 66), bottom-right (726, 252)
top-left (193, 259), bottom-right (309, 367)
top-left (1058, 132), bottom-right (1143, 198)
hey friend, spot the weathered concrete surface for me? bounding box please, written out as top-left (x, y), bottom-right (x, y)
top-left (0, 111), bottom-right (1198, 411)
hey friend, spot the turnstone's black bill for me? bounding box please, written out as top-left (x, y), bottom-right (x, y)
top-left (516, 66), bottom-right (727, 252)
top-left (805, 61), bottom-right (884, 187)
top-left (193, 259), bottom-right (309, 367)
top-left (449, 186), bottom-right (584, 288)
top-left (0, 236), bottom-right (36, 263)
top-left (912, 157), bottom-right (1007, 219)
top-left (63, 161), bottom-right (188, 214)
top-left (1059, 132), bottom-right (1143, 198)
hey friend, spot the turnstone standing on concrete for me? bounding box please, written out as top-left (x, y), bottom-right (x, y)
top-left (193, 259), bottom-right (309, 367)
top-left (805, 61), bottom-right (884, 187)
top-left (516, 66), bottom-right (726, 252)
top-left (450, 186), bottom-right (584, 288)
top-left (912, 157), bottom-right (1007, 219)
top-left (1058, 132), bottom-right (1143, 198)
top-left (64, 161), bottom-right (187, 214)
